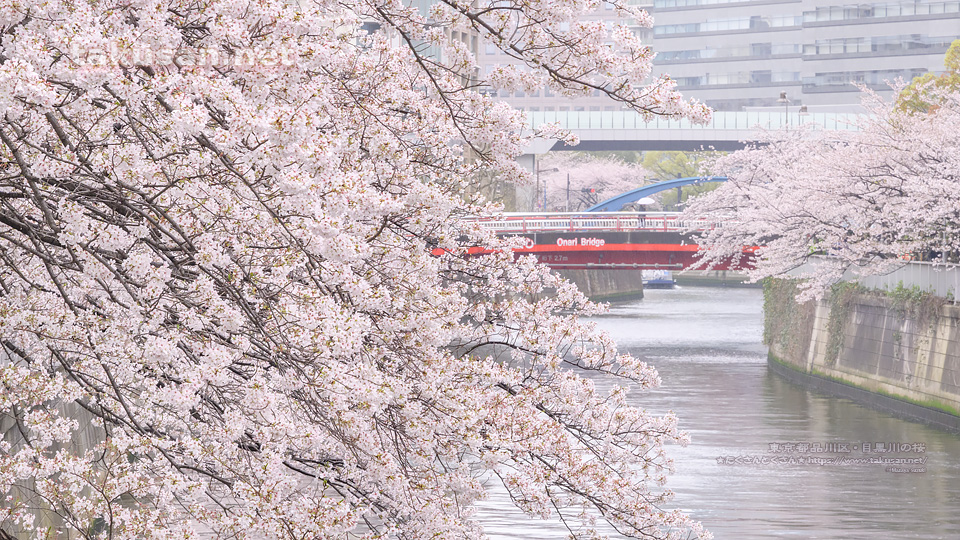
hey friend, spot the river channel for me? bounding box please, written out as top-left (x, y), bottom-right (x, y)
top-left (475, 286), bottom-right (960, 539)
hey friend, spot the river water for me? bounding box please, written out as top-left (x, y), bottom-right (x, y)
top-left (475, 286), bottom-right (960, 539)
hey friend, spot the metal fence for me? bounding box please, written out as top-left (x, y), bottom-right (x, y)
top-left (794, 256), bottom-right (960, 299)
top-left (848, 261), bottom-right (960, 300)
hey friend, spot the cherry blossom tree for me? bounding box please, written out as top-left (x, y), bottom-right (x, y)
top-left (0, 0), bottom-right (712, 538)
top-left (685, 86), bottom-right (960, 299)
top-left (538, 153), bottom-right (649, 211)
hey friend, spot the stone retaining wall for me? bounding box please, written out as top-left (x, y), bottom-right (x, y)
top-left (766, 280), bottom-right (960, 430)
top-left (557, 269), bottom-right (644, 301)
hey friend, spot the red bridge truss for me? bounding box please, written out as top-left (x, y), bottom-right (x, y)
top-left (470, 212), bottom-right (756, 271)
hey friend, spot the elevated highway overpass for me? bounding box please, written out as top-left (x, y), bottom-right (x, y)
top-left (522, 109), bottom-right (865, 153)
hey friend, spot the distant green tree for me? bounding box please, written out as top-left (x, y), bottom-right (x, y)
top-left (642, 151), bottom-right (704, 180)
top-left (896, 39), bottom-right (960, 113)
top-left (641, 151), bottom-right (724, 210)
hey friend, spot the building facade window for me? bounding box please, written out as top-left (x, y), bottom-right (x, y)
top-left (802, 34), bottom-right (960, 56)
top-left (675, 71), bottom-right (801, 87)
top-left (654, 0), bottom-right (774, 7)
top-left (654, 15), bottom-right (802, 35)
top-left (658, 43), bottom-right (801, 61)
top-left (802, 68), bottom-right (928, 89)
top-left (803, 1), bottom-right (960, 22)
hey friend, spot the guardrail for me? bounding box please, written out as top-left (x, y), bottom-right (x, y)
top-left (849, 262), bottom-right (960, 300)
top-left (471, 212), bottom-right (718, 234)
top-left (795, 256), bottom-right (960, 300)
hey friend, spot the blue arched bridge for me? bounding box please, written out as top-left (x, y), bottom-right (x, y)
top-left (584, 176), bottom-right (728, 212)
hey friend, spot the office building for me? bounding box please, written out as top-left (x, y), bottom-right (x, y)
top-left (479, 0), bottom-right (960, 111)
top-left (653, 0), bottom-right (960, 110)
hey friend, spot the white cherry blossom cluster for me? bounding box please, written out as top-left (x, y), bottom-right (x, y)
top-left (0, 0), bottom-right (710, 538)
top-left (686, 86), bottom-right (960, 299)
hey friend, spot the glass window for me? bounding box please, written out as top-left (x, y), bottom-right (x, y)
top-left (751, 70), bottom-right (772, 83)
top-left (752, 43), bottom-right (772, 56)
top-left (773, 71), bottom-right (800, 82)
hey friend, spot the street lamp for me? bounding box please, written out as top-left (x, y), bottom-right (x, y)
top-left (777, 91), bottom-right (808, 128)
top-left (777, 91), bottom-right (789, 127)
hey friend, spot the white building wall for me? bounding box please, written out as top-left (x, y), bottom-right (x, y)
top-left (652, 0), bottom-right (960, 110)
top-left (478, 0), bottom-right (960, 112)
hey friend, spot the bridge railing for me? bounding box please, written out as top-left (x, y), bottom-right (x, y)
top-left (470, 212), bottom-right (719, 234)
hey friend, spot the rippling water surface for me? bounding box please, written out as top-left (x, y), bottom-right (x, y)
top-left (474, 286), bottom-right (960, 539)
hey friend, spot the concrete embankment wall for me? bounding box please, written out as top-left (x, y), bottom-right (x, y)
top-left (765, 280), bottom-right (960, 430)
top-left (674, 270), bottom-right (758, 288)
top-left (558, 269), bottom-right (644, 301)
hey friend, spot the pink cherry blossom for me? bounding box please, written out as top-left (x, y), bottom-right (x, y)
top-left (0, 0), bottom-right (710, 538)
top-left (686, 86), bottom-right (960, 300)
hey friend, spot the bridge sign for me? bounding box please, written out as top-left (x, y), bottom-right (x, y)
top-left (470, 213), bottom-right (756, 271)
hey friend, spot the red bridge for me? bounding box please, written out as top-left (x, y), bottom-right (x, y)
top-left (474, 212), bottom-right (755, 271)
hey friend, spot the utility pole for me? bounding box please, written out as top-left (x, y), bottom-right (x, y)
top-left (534, 161), bottom-right (559, 212)
top-left (565, 173), bottom-right (570, 212)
